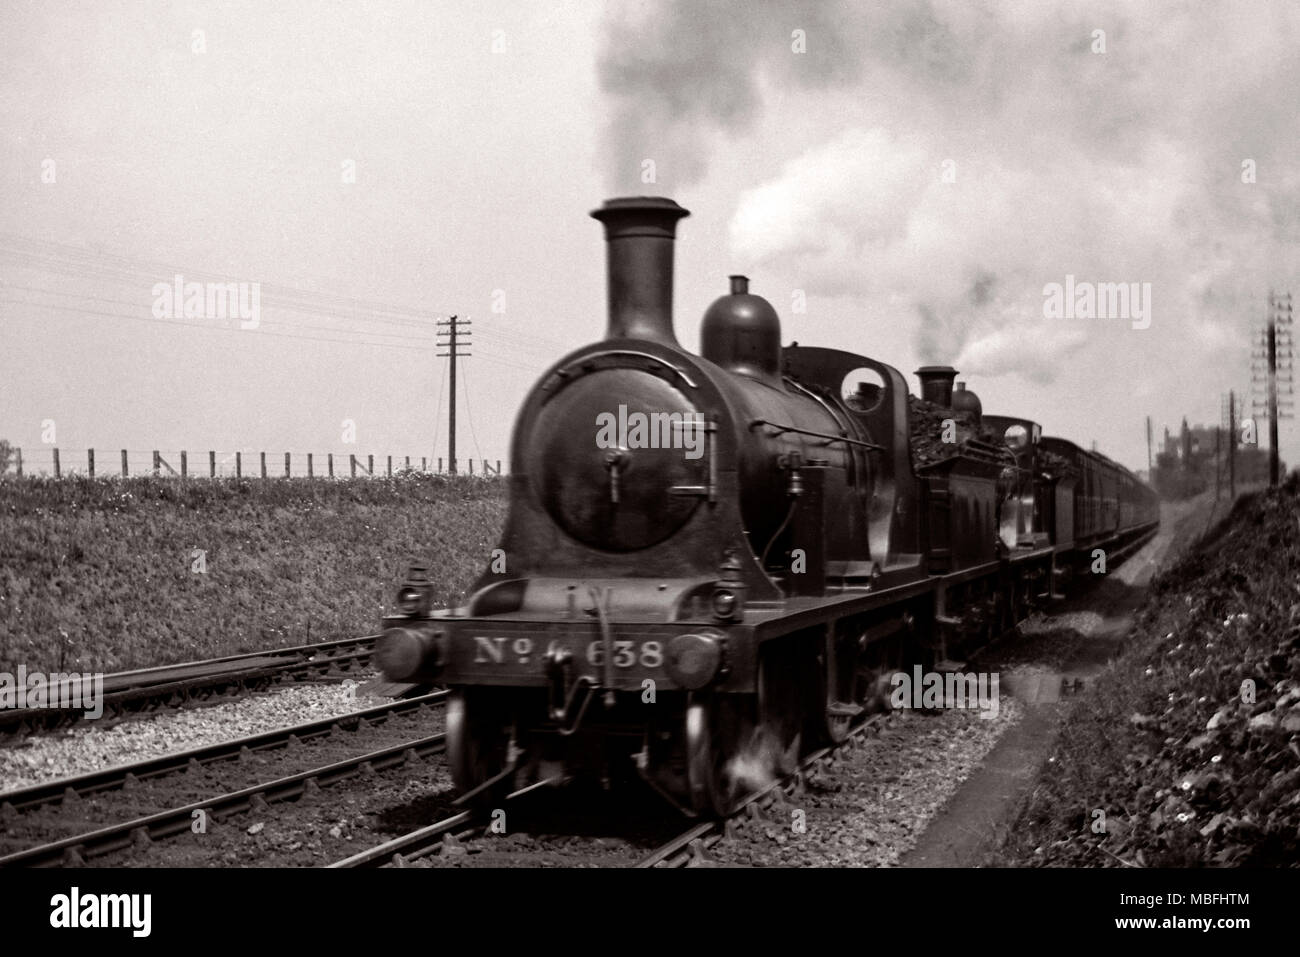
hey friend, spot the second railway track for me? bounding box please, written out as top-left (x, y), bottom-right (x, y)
top-left (0, 634), bottom-right (381, 737)
top-left (0, 691), bottom-right (447, 867)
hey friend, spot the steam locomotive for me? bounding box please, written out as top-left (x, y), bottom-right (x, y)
top-left (376, 196), bottom-right (1159, 816)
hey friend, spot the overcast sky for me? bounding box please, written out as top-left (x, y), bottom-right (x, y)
top-left (2, 0), bottom-right (1297, 474)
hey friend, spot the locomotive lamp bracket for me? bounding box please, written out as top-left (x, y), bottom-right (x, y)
top-left (395, 564), bottom-right (435, 617)
top-left (712, 549), bottom-right (746, 621)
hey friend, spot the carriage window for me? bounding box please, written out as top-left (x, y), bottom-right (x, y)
top-left (841, 367), bottom-right (886, 414)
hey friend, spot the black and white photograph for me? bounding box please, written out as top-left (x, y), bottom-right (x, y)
top-left (0, 0), bottom-right (1295, 937)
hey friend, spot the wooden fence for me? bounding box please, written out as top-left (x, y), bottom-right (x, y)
top-left (0, 448), bottom-right (503, 479)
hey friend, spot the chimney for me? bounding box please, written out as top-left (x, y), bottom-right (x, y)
top-left (915, 365), bottom-right (959, 407)
top-left (590, 197), bottom-right (690, 345)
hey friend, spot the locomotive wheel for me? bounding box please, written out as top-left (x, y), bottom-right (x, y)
top-left (685, 694), bottom-right (748, 817)
top-left (445, 689), bottom-right (513, 804)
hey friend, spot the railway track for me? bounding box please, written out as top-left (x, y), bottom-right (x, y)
top-left (635, 713), bottom-right (892, 868)
top-left (328, 775), bottom-right (564, 869)
top-left (0, 691), bottom-right (447, 867)
top-left (0, 635), bottom-right (380, 737)
top-left (329, 713), bottom-right (896, 870)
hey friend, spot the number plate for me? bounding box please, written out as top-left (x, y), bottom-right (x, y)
top-left (468, 635), bottom-right (664, 671)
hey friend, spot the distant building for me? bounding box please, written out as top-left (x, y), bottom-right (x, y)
top-left (1153, 417), bottom-right (1277, 498)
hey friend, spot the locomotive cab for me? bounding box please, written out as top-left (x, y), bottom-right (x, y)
top-left (984, 414), bottom-right (1049, 549)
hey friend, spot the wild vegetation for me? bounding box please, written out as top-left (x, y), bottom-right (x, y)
top-left (0, 474), bottom-right (507, 674)
top-left (1002, 476), bottom-right (1300, 866)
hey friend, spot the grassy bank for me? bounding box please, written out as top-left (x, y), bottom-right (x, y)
top-left (0, 475), bottom-right (507, 674)
top-left (999, 476), bottom-right (1300, 866)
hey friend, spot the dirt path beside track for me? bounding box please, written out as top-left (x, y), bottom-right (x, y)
top-left (899, 494), bottom-right (1226, 867)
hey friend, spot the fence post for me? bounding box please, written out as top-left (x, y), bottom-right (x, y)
top-left (350, 454), bottom-right (357, 478)
top-left (307, 453), bottom-right (314, 478)
top-left (438, 457), bottom-right (443, 472)
top-left (121, 449), bottom-right (128, 477)
top-left (405, 456), bottom-right (410, 471)
top-left (469, 459), bottom-right (474, 476)
top-left (368, 454), bottom-right (374, 476)
top-left (236, 452), bottom-right (242, 478)
top-left (496, 460), bottom-right (501, 474)
top-left (209, 451), bottom-right (216, 478)
top-left (152, 450), bottom-right (160, 476)
top-left (260, 452), bottom-right (267, 479)
top-left (88, 448), bottom-right (95, 478)
top-left (387, 455), bottom-right (392, 477)
top-left (15, 447), bottom-right (22, 477)
top-left (328, 453), bottom-right (334, 478)
top-left (421, 457), bottom-right (427, 471)
top-left (53, 447), bottom-right (61, 478)
top-left (180, 450), bottom-right (187, 478)
top-left (285, 452), bottom-right (291, 478)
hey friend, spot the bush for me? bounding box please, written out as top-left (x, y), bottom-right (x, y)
top-left (1001, 476), bottom-right (1300, 866)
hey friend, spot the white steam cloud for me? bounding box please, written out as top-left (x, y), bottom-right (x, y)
top-left (598, 1), bottom-right (1299, 405)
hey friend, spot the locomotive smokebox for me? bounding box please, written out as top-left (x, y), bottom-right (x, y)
top-left (915, 365), bottom-right (958, 407)
top-left (591, 197), bottom-right (690, 345)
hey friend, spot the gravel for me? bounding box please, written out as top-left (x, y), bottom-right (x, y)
top-left (0, 702), bottom-right (446, 859)
top-left (0, 679), bottom-right (394, 793)
top-left (705, 701), bottom-right (1024, 867)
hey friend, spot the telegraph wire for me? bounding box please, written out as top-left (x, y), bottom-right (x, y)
top-left (1, 283), bottom-right (441, 346)
top-left (460, 353), bottom-right (485, 465)
top-left (0, 297), bottom-right (438, 353)
top-left (0, 234), bottom-right (578, 355)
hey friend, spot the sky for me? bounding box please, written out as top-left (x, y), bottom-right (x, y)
top-left (1, 0), bottom-right (1297, 476)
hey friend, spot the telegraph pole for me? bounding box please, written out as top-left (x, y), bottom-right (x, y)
top-left (1229, 390), bottom-right (1236, 499)
top-left (1145, 415), bottom-right (1153, 477)
top-left (1267, 292), bottom-right (1293, 486)
top-left (1214, 424), bottom-right (1221, 501)
top-left (1269, 317), bottom-right (1279, 485)
top-left (1251, 292), bottom-right (1294, 487)
top-left (436, 315), bottom-right (472, 474)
